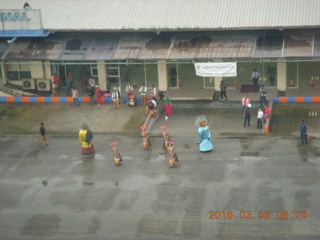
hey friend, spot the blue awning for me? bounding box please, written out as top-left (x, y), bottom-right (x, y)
top-left (0, 29), bottom-right (51, 37)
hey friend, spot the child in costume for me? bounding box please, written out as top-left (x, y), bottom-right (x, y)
top-left (79, 123), bottom-right (95, 154)
top-left (141, 126), bottom-right (151, 150)
top-left (167, 141), bottom-right (179, 168)
top-left (160, 126), bottom-right (170, 149)
top-left (195, 115), bottom-right (213, 152)
top-left (111, 142), bottom-right (122, 166)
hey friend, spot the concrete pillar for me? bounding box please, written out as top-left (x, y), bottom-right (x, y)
top-left (1, 62), bottom-right (6, 84)
top-left (97, 61), bottom-right (107, 91)
top-left (30, 61), bottom-right (45, 79)
top-left (277, 59), bottom-right (287, 96)
top-left (213, 59), bottom-right (223, 101)
top-left (157, 60), bottom-right (167, 92)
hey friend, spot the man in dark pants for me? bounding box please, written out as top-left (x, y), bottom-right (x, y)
top-left (243, 104), bottom-right (252, 127)
top-left (219, 80), bottom-right (227, 102)
top-left (39, 122), bottom-right (48, 146)
top-left (299, 120), bottom-right (308, 144)
top-left (259, 85), bottom-right (267, 107)
top-left (251, 69), bottom-right (261, 91)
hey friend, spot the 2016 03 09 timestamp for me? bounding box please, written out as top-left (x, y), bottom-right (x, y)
top-left (208, 210), bottom-right (308, 220)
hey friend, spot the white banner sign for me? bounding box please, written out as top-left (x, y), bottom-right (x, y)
top-left (195, 62), bottom-right (237, 77)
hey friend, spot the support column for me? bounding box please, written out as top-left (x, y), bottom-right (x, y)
top-left (157, 60), bottom-right (167, 92)
top-left (97, 61), bottom-right (107, 91)
top-left (213, 59), bottom-right (223, 101)
top-left (1, 62), bottom-right (6, 84)
top-left (277, 59), bottom-right (287, 96)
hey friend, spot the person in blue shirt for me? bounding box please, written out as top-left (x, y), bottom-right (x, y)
top-left (299, 120), bottom-right (308, 144)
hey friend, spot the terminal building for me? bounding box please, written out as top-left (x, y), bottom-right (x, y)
top-left (0, 0), bottom-right (320, 98)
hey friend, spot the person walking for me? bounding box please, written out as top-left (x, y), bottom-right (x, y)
top-left (219, 80), bottom-right (227, 102)
top-left (72, 87), bottom-right (80, 107)
top-left (251, 69), bottom-right (261, 91)
top-left (259, 85), bottom-right (268, 107)
top-left (111, 88), bottom-right (120, 109)
top-left (243, 104), bottom-right (252, 127)
top-left (87, 85), bottom-right (95, 105)
top-left (95, 85), bottom-right (102, 106)
top-left (38, 122), bottom-right (48, 146)
top-left (257, 107), bottom-right (264, 129)
top-left (299, 120), bottom-right (308, 144)
top-left (139, 83), bottom-right (148, 105)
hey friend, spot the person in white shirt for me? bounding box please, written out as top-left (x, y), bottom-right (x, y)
top-left (139, 83), bottom-right (148, 104)
top-left (251, 69), bottom-right (261, 91)
top-left (125, 82), bottom-right (134, 100)
top-left (111, 88), bottom-right (120, 109)
top-left (257, 108), bottom-right (264, 129)
top-left (150, 84), bottom-right (157, 98)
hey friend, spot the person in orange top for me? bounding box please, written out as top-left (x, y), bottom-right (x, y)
top-left (141, 126), bottom-right (151, 150)
top-left (111, 142), bottom-right (122, 166)
top-left (167, 141), bottom-right (179, 168)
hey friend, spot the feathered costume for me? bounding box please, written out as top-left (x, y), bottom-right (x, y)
top-left (195, 115), bottom-right (213, 152)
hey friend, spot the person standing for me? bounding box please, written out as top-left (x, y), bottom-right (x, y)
top-left (95, 85), bottom-right (102, 106)
top-left (259, 85), bottom-right (268, 107)
top-left (125, 82), bottom-right (133, 99)
top-left (112, 88), bottom-right (120, 109)
top-left (243, 104), bottom-right (252, 127)
top-left (115, 84), bottom-right (121, 104)
top-left (164, 96), bottom-right (173, 116)
top-left (139, 83), bottom-right (148, 105)
top-left (195, 115), bottom-right (213, 152)
top-left (150, 84), bottom-right (157, 98)
top-left (89, 76), bottom-right (96, 88)
top-left (72, 87), bottom-right (80, 107)
top-left (257, 108), bottom-right (264, 129)
top-left (52, 73), bottom-right (60, 96)
top-left (241, 95), bottom-right (250, 111)
top-left (38, 122), bottom-right (48, 146)
top-left (87, 85), bottom-right (95, 105)
top-left (66, 72), bottom-right (73, 96)
top-left (219, 80), bottom-right (227, 102)
top-left (299, 120), bottom-right (308, 144)
top-left (251, 69), bottom-right (261, 91)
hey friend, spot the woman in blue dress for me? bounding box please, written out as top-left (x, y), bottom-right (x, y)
top-left (195, 115), bottom-right (213, 152)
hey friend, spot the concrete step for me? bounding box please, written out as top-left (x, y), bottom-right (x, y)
top-left (171, 100), bottom-right (261, 109)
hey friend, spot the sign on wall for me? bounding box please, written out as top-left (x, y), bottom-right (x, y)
top-left (0, 9), bottom-right (43, 33)
top-left (195, 62), bottom-right (237, 77)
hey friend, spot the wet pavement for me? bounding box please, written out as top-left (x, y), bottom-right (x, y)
top-left (0, 103), bottom-right (320, 240)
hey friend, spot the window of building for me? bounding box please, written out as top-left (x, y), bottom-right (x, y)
top-left (6, 61), bottom-right (31, 81)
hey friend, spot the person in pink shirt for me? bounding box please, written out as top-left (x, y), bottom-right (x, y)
top-left (241, 95), bottom-right (250, 110)
top-left (95, 85), bottom-right (102, 106)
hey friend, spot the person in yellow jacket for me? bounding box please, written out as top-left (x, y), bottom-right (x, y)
top-left (79, 123), bottom-right (94, 154)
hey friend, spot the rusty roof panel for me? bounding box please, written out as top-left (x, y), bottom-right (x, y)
top-left (283, 30), bottom-right (313, 57)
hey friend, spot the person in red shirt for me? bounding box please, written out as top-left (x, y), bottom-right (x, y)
top-left (263, 105), bottom-right (271, 124)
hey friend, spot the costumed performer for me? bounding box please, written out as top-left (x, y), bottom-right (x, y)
top-left (111, 142), bottom-right (122, 166)
top-left (160, 126), bottom-right (170, 149)
top-left (141, 126), bottom-right (151, 150)
top-left (79, 123), bottom-right (95, 154)
top-left (195, 115), bottom-right (213, 152)
top-left (167, 141), bottom-right (179, 168)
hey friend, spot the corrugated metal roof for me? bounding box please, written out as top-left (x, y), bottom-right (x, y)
top-left (0, 0), bottom-right (320, 31)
